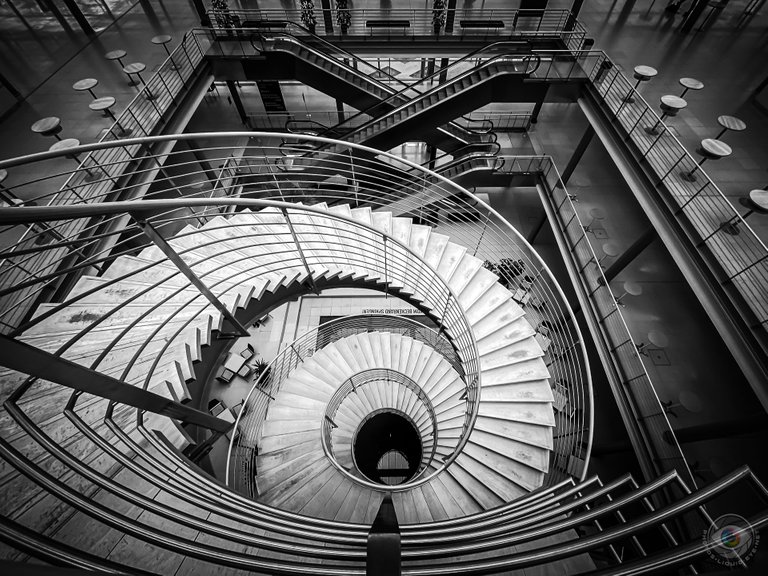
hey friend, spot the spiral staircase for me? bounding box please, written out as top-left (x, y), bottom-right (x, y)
top-left (0, 132), bottom-right (766, 575)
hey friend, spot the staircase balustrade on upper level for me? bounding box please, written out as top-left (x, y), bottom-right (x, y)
top-left (573, 50), bottom-right (768, 376)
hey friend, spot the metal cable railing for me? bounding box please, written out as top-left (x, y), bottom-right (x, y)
top-left (531, 48), bottom-right (768, 364)
top-left (509, 155), bottom-right (698, 490)
top-left (321, 368), bottom-right (440, 486)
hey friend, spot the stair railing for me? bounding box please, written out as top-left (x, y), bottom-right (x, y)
top-left (322, 368), bottom-right (441, 485)
top-left (229, 313), bottom-right (473, 496)
top-left (0, 132), bottom-right (590, 489)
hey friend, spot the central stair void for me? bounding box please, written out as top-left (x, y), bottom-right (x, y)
top-left (354, 410), bottom-right (422, 485)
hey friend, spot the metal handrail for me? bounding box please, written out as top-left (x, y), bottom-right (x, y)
top-left (321, 368), bottom-right (441, 488)
top-left (0, 132), bottom-right (590, 489)
top-left (518, 155), bottom-right (694, 490)
top-left (533, 49), bottom-right (768, 350)
top-left (228, 314), bottom-right (469, 496)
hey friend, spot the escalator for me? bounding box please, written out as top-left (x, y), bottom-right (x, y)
top-left (264, 50), bottom-right (540, 184)
top-left (245, 26), bottom-right (522, 150)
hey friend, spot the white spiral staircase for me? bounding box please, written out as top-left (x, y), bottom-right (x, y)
top-left (256, 329), bottom-right (553, 523)
top-left (15, 197), bottom-right (554, 524)
top-left (3, 132), bottom-right (765, 575)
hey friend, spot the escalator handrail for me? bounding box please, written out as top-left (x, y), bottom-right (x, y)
top-left (313, 40), bottom-right (537, 140)
top-left (251, 27), bottom-right (512, 142)
top-left (427, 141), bottom-right (502, 166)
top-left (322, 52), bottom-right (542, 146)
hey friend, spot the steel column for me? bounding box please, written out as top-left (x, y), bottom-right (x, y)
top-left (225, 81), bottom-right (249, 127)
top-left (603, 228), bottom-right (657, 282)
top-left (561, 125), bottom-right (595, 185)
top-left (0, 336), bottom-right (232, 433)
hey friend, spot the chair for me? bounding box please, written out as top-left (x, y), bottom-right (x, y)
top-left (237, 364), bottom-right (253, 379)
top-left (216, 368), bottom-right (235, 383)
top-left (208, 400), bottom-right (225, 416)
top-left (239, 343), bottom-right (255, 361)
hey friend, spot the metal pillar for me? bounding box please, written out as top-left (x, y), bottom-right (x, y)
top-left (130, 216), bottom-right (249, 338)
top-left (190, 0), bottom-right (209, 25)
top-left (603, 228), bottom-right (657, 282)
top-left (0, 336), bottom-right (232, 433)
top-left (561, 125), bottom-right (595, 185)
top-left (186, 139), bottom-right (219, 184)
top-left (445, 0), bottom-right (458, 33)
top-left (530, 85), bottom-right (550, 124)
top-left (225, 81), bottom-right (249, 127)
top-left (367, 495), bottom-right (400, 576)
top-left (679, 0), bottom-right (711, 32)
top-left (61, 0), bottom-right (95, 36)
top-left (320, 0), bottom-right (334, 33)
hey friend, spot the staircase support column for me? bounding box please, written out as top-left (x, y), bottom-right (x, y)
top-left (0, 336), bottom-right (233, 433)
top-left (561, 125), bottom-right (595, 185)
top-left (186, 139), bottom-right (219, 184)
top-left (130, 216), bottom-right (250, 338)
top-left (531, 86), bottom-right (549, 124)
top-left (367, 495), bottom-right (400, 576)
top-left (225, 81), bottom-right (249, 127)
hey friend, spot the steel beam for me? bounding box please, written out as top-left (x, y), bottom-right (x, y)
top-left (130, 216), bottom-right (249, 338)
top-left (603, 227), bottom-right (657, 282)
top-left (0, 336), bottom-right (232, 434)
top-left (367, 495), bottom-right (400, 576)
top-left (561, 125), bottom-right (595, 185)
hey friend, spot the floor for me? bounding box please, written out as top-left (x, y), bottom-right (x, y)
top-left (1, 0), bottom-right (767, 491)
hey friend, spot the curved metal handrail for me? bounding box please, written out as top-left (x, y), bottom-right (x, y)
top-left (321, 368), bottom-right (441, 488)
top-left (0, 132), bottom-right (591, 489)
top-left (227, 313), bottom-right (468, 495)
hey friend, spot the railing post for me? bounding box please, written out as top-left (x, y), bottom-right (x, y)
top-left (281, 208), bottom-right (319, 294)
top-left (383, 235), bottom-right (389, 299)
top-left (130, 215), bottom-right (249, 338)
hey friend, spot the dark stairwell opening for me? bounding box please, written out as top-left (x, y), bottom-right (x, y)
top-left (354, 411), bottom-right (422, 485)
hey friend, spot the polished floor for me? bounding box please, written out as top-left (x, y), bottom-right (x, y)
top-left (0, 0), bottom-right (766, 490)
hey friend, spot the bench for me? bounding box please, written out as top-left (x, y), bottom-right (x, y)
top-left (241, 19), bottom-right (289, 28)
top-left (460, 19), bottom-right (505, 28)
top-left (366, 20), bottom-right (411, 29)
